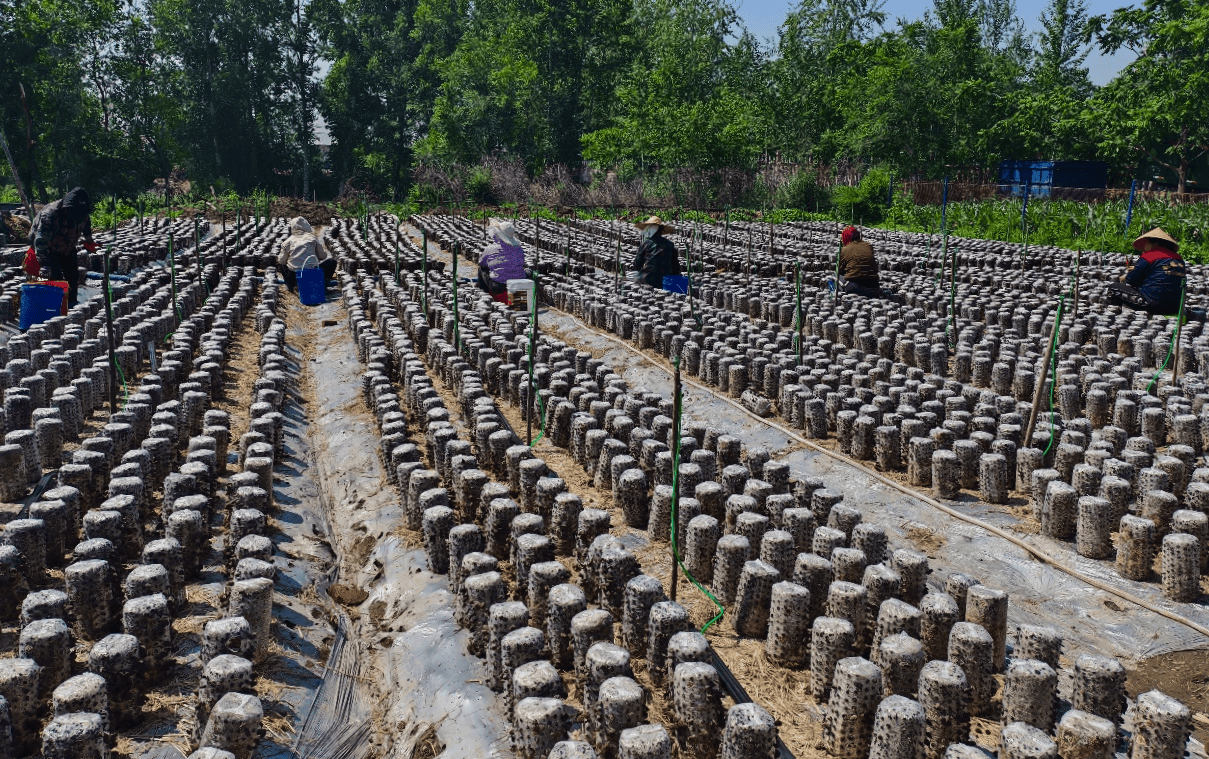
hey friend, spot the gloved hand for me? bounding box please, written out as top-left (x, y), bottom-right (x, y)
top-left (82, 242), bottom-right (99, 253)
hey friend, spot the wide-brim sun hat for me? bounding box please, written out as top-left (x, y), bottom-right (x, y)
top-left (1133, 227), bottom-right (1179, 253)
top-left (490, 219), bottom-right (523, 247)
top-left (635, 216), bottom-right (674, 235)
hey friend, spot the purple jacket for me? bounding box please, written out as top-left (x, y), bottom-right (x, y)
top-left (480, 241), bottom-right (526, 283)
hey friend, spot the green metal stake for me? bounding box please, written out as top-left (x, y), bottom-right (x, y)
top-left (614, 237), bottom-right (621, 293)
top-left (421, 229), bottom-right (429, 316)
top-left (168, 232), bottom-right (179, 326)
top-left (746, 228), bottom-right (752, 286)
top-left (938, 228), bottom-right (948, 291)
top-left (795, 261), bottom-right (803, 366)
top-left (832, 239), bottom-right (841, 307)
top-left (103, 243), bottom-right (118, 414)
top-left (452, 241), bottom-right (460, 353)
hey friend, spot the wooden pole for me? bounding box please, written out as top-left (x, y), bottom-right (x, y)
top-left (1023, 303), bottom-right (1062, 449)
top-left (670, 360), bottom-right (682, 602)
top-left (526, 279), bottom-right (538, 446)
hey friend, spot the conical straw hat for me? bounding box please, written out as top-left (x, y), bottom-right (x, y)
top-left (1133, 227), bottom-right (1179, 253)
top-left (635, 216), bottom-right (674, 235)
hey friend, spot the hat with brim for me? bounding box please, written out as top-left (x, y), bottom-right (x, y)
top-left (1133, 227), bottom-right (1179, 253)
top-left (635, 216), bottom-right (674, 236)
top-left (489, 219), bottom-right (523, 248)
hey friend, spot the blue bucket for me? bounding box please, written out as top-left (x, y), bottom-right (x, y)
top-left (297, 257), bottom-right (325, 306)
top-left (19, 283), bottom-right (66, 330)
top-left (662, 275), bottom-right (690, 294)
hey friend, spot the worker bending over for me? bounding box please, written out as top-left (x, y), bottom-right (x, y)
top-left (631, 216), bottom-right (681, 288)
top-left (478, 220), bottom-right (527, 303)
top-left (838, 226), bottom-right (899, 301)
top-left (277, 217), bottom-right (336, 292)
top-left (30, 186), bottom-right (97, 308)
top-left (1108, 227), bottom-right (1195, 318)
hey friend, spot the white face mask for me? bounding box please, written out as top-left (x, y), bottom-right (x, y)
top-left (642, 226), bottom-right (658, 241)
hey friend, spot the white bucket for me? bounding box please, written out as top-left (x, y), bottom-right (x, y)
top-left (506, 279), bottom-right (535, 311)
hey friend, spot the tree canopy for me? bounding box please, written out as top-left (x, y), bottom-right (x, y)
top-left (2, 0), bottom-right (1207, 201)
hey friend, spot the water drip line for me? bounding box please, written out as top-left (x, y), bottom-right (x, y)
top-left (561, 313), bottom-right (1209, 642)
top-left (1147, 280), bottom-right (1186, 395)
top-left (668, 353), bottom-right (725, 633)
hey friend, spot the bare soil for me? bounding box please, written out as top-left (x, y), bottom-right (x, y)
top-left (1128, 650), bottom-right (1209, 744)
top-left (328, 584), bottom-right (370, 606)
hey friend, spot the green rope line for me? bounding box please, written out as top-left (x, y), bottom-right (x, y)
top-left (668, 354), bottom-right (725, 633)
top-left (113, 356), bottom-right (130, 409)
top-left (1043, 296), bottom-right (1066, 457)
top-left (1146, 281), bottom-right (1186, 395)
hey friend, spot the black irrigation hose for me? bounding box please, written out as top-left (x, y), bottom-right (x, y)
top-left (708, 650), bottom-right (797, 759)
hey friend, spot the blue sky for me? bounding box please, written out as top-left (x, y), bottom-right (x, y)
top-left (735, 0), bottom-right (1137, 85)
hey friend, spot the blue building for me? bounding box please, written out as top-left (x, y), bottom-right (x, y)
top-left (997, 160), bottom-right (1109, 198)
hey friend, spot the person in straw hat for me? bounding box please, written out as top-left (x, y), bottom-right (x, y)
top-left (1108, 227), bottom-right (1189, 317)
top-left (478, 218), bottom-right (528, 303)
top-left (631, 216), bottom-right (681, 288)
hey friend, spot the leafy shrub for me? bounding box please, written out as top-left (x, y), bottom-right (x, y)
top-left (777, 170), bottom-right (830, 213)
top-left (466, 165), bottom-right (496, 205)
top-left (831, 168), bottom-right (893, 225)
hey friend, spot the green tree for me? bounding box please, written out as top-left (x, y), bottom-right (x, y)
top-left (771, 0), bottom-right (887, 160)
top-left (1, 0), bottom-right (118, 199)
top-left (581, 0), bottom-right (766, 173)
top-left (313, 0), bottom-right (423, 193)
top-left (1035, 0), bottom-right (1091, 94)
top-left (1090, 0), bottom-right (1209, 192)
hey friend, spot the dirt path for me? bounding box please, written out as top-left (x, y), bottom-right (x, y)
top-left (286, 292), bottom-right (510, 759)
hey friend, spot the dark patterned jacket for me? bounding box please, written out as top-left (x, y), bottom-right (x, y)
top-left (31, 199), bottom-right (93, 266)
